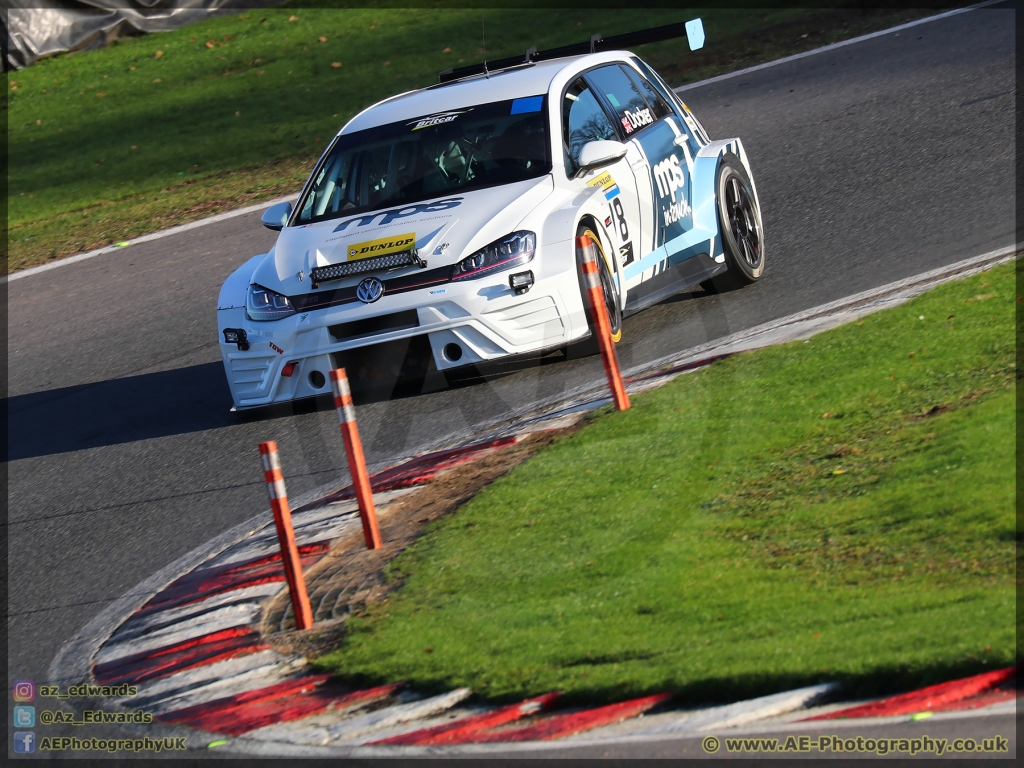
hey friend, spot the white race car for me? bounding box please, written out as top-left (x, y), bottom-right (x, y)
top-left (218, 34), bottom-right (764, 410)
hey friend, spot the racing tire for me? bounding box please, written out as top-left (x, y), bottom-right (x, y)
top-left (702, 153), bottom-right (764, 292)
top-left (576, 224), bottom-right (623, 344)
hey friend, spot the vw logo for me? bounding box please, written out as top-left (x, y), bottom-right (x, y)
top-left (356, 276), bottom-right (384, 304)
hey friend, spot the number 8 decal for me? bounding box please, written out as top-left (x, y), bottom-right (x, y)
top-left (611, 196), bottom-right (628, 240)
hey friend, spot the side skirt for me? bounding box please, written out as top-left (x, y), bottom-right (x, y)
top-left (623, 253), bottom-right (725, 317)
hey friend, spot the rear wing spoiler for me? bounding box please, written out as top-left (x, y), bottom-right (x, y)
top-left (436, 18), bottom-right (705, 85)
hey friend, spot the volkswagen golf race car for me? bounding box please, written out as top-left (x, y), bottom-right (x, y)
top-left (217, 44), bottom-right (764, 410)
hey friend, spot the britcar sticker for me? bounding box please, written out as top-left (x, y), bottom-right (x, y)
top-left (347, 233), bottom-right (416, 261)
top-left (333, 198), bottom-right (463, 232)
top-left (408, 110), bottom-right (473, 131)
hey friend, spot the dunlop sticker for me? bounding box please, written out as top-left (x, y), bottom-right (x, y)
top-left (587, 172), bottom-right (620, 200)
top-left (347, 233), bottom-right (416, 261)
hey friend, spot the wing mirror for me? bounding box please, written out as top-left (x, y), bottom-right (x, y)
top-left (261, 201), bottom-right (293, 231)
top-left (577, 140), bottom-right (628, 175)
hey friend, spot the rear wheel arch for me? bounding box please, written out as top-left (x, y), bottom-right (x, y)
top-left (703, 151), bottom-right (764, 292)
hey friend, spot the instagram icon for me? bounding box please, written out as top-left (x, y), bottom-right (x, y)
top-left (13, 681), bottom-right (34, 702)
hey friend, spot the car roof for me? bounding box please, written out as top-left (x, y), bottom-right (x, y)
top-left (341, 53), bottom-right (614, 134)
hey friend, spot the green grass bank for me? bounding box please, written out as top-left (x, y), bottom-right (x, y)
top-left (7, 4), bottom-right (963, 273)
top-left (313, 258), bottom-right (1018, 707)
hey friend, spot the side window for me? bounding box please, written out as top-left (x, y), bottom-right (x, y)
top-left (584, 64), bottom-right (655, 137)
top-left (631, 56), bottom-right (710, 144)
top-left (622, 66), bottom-right (671, 121)
top-left (562, 78), bottom-right (617, 176)
top-left (297, 151), bottom-right (356, 223)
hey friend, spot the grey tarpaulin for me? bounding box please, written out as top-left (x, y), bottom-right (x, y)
top-left (4, 1), bottom-right (282, 70)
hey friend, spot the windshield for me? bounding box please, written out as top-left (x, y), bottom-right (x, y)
top-left (295, 96), bottom-right (551, 225)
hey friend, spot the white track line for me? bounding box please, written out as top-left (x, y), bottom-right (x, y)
top-left (624, 243), bottom-right (1018, 383)
top-left (5, 1), bottom-right (1002, 285)
top-left (3, 194), bottom-right (293, 284)
top-left (674, 0), bottom-right (1005, 93)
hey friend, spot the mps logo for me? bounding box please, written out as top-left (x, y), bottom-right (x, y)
top-left (652, 154), bottom-right (685, 200)
top-left (652, 154), bottom-right (691, 227)
top-left (333, 198), bottom-right (463, 232)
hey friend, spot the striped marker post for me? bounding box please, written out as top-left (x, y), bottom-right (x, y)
top-left (577, 235), bottom-right (630, 411)
top-left (258, 441), bottom-right (314, 630)
top-left (330, 368), bottom-right (383, 550)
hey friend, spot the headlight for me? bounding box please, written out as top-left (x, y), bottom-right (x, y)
top-left (451, 231), bottom-right (536, 280)
top-left (246, 283), bottom-right (296, 321)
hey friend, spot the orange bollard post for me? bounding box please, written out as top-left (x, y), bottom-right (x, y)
top-left (258, 441), bottom-right (314, 630)
top-left (577, 234), bottom-right (630, 411)
top-left (330, 368), bottom-right (383, 550)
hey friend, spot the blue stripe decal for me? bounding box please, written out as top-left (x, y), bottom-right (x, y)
top-left (604, 185), bottom-right (620, 200)
top-left (624, 244), bottom-right (669, 280)
top-left (623, 229), bottom-right (713, 280)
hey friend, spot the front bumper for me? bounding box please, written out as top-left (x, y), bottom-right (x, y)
top-left (219, 248), bottom-right (585, 409)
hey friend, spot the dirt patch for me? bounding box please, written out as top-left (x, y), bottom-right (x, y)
top-left (915, 403), bottom-right (952, 419)
top-left (820, 444), bottom-right (860, 460)
top-left (261, 425), bottom-right (580, 658)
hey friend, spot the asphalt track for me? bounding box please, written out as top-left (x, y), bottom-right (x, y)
top-left (6, 3), bottom-right (1015, 755)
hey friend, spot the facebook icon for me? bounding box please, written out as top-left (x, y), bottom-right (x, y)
top-left (14, 731), bottom-right (35, 753)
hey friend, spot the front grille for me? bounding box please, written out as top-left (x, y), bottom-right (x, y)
top-left (310, 250), bottom-right (424, 287)
top-left (330, 335), bottom-right (434, 390)
top-left (329, 310), bottom-right (419, 342)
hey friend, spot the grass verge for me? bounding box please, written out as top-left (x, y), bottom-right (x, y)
top-left (7, 4), bottom-right (966, 273)
top-left (313, 259), bottom-right (1018, 706)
